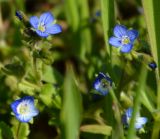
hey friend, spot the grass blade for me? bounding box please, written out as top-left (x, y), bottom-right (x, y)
top-left (101, 0), bottom-right (115, 58)
top-left (79, 0), bottom-right (92, 61)
top-left (60, 63), bottom-right (82, 139)
top-left (64, 0), bottom-right (80, 32)
top-left (142, 1), bottom-right (160, 138)
top-left (142, 0), bottom-right (160, 73)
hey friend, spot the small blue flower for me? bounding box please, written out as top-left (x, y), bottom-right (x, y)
top-left (11, 96), bottom-right (39, 123)
top-left (109, 24), bottom-right (139, 53)
top-left (15, 11), bottom-right (23, 20)
top-left (149, 62), bottom-right (157, 70)
top-left (122, 108), bottom-right (148, 129)
top-left (93, 72), bottom-right (112, 96)
top-left (29, 12), bottom-right (62, 38)
top-left (95, 10), bottom-right (101, 17)
top-left (89, 10), bottom-right (101, 23)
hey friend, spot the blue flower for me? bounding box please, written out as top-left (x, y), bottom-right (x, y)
top-left (149, 62), bottom-right (157, 70)
top-left (15, 11), bottom-right (23, 20)
top-left (109, 24), bottom-right (139, 53)
top-left (29, 12), bottom-right (62, 38)
top-left (122, 108), bottom-right (148, 129)
top-left (95, 10), bottom-right (101, 17)
top-left (89, 10), bottom-right (101, 23)
top-left (93, 72), bottom-right (112, 96)
top-left (11, 96), bottom-right (39, 123)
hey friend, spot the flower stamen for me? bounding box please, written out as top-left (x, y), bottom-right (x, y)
top-left (38, 23), bottom-right (46, 32)
top-left (17, 102), bottom-right (30, 115)
top-left (121, 36), bottom-right (130, 45)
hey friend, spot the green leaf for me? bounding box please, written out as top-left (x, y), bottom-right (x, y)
top-left (15, 0), bottom-right (25, 11)
top-left (60, 64), bottom-right (82, 139)
top-left (40, 84), bottom-right (53, 106)
top-left (79, 0), bottom-right (92, 62)
top-left (64, 0), bottom-right (80, 32)
top-left (40, 83), bottom-right (61, 108)
top-left (142, 0), bottom-right (160, 72)
top-left (42, 65), bottom-right (63, 84)
top-left (33, 49), bottom-right (54, 65)
top-left (141, 1), bottom-right (160, 139)
top-left (80, 124), bottom-right (112, 136)
top-left (0, 122), bottom-right (13, 139)
top-left (18, 80), bottom-right (40, 95)
top-left (12, 122), bottom-right (29, 139)
top-left (101, 0), bottom-right (115, 57)
top-left (48, 112), bottom-right (61, 127)
top-left (2, 64), bottom-right (25, 78)
top-left (0, 129), bottom-right (2, 139)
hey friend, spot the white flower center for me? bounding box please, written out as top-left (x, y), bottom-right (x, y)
top-left (38, 22), bottom-right (46, 32)
top-left (17, 101), bottom-right (30, 115)
top-left (121, 36), bottom-right (130, 45)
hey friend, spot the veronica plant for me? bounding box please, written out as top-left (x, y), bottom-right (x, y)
top-left (93, 72), bottom-right (112, 96)
top-left (109, 24), bottom-right (138, 53)
top-left (11, 96), bottom-right (39, 123)
top-left (29, 12), bottom-right (62, 38)
top-left (122, 108), bottom-right (148, 130)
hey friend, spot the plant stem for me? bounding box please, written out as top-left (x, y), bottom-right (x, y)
top-left (110, 89), bottom-right (124, 139)
top-left (15, 122), bottom-right (21, 139)
top-left (117, 59), bottom-right (127, 91)
top-left (21, 79), bottom-right (41, 91)
top-left (32, 57), bottom-right (41, 85)
top-left (151, 121), bottom-right (160, 139)
top-left (126, 65), bottom-right (148, 139)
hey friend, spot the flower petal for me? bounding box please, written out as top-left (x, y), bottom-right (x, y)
top-left (16, 11), bottom-right (23, 20)
top-left (109, 37), bottom-right (121, 47)
top-left (94, 72), bottom-right (106, 83)
top-left (120, 43), bottom-right (133, 53)
top-left (16, 101), bottom-right (38, 122)
top-left (93, 81), bottom-right (101, 91)
top-left (149, 62), bottom-right (157, 69)
top-left (16, 114), bottom-right (32, 123)
top-left (11, 99), bottom-right (22, 115)
top-left (93, 72), bottom-right (112, 96)
top-left (28, 104), bottom-right (39, 117)
top-left (46, 24), bottom-right (62, 34)
top-left (29, 16), bottom-right (39, 29)
top-left (22, 96), bottom-right (34, 102)
top-left (114, 25), bottom-right (127, 38)
top-left (39, 12), bottom-right (54, 25)
top-left (127, 29), bottom-right (139, 42)
top-left (99, 89), bottom-right (108, 96)
top-left (93, 81), bottom-right (109, 96)
top-left (135, 117), bottom-right (148, 129)
top-left (122, 114), bottom-right (128, 125)
top-left (31, 108), bottom-right (39, 116)
top-left (126, 108), bottom-right (133, 118)
top-left (35, 30), bottom-right (49, 38)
